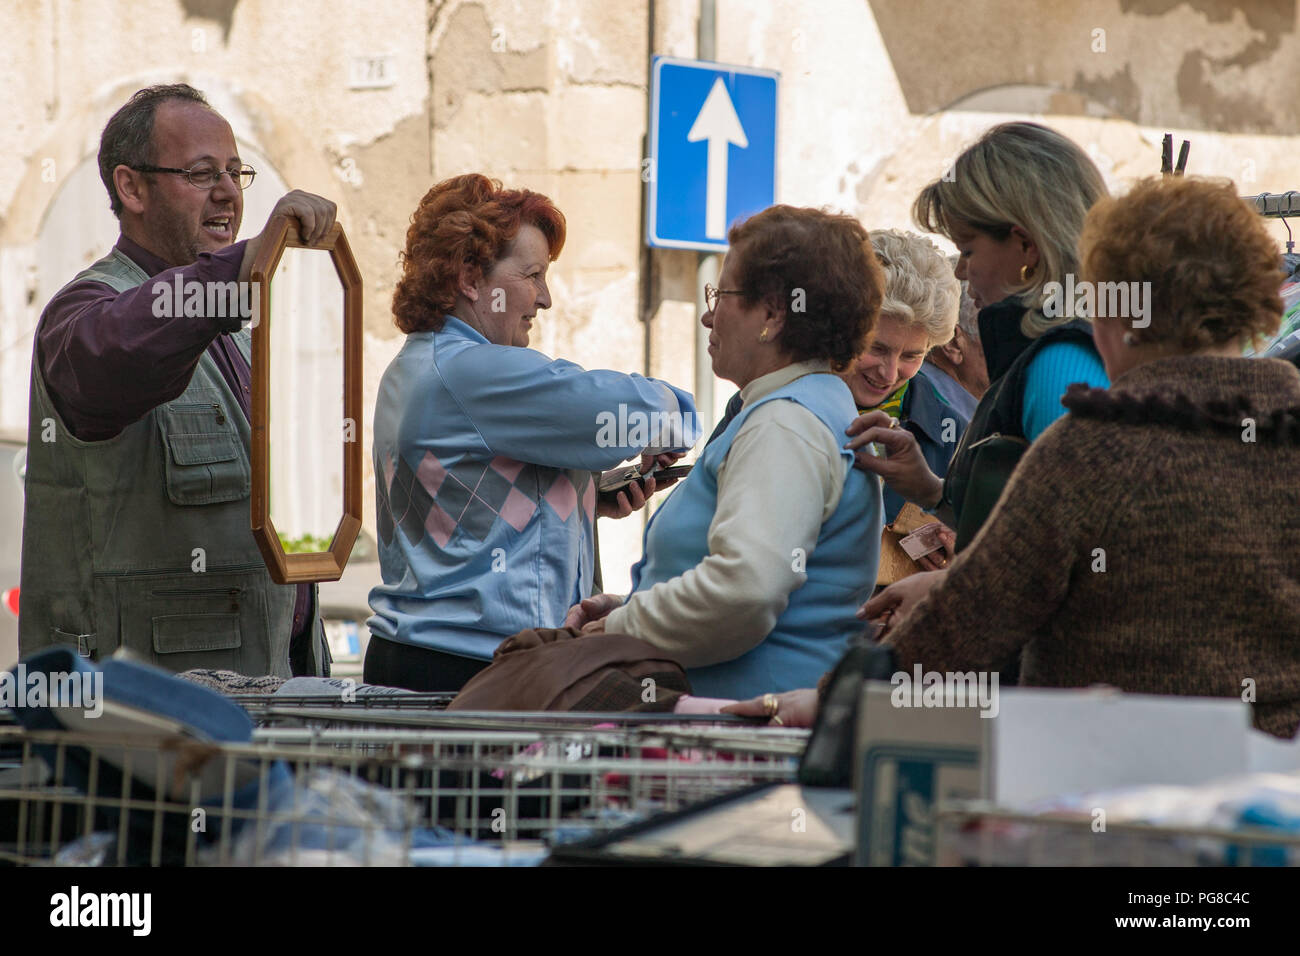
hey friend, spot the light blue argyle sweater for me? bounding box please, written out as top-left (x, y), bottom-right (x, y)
top-left (369, 317), bottom-right (699, 660)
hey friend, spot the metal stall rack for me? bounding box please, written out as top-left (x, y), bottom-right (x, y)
top-left (0, 719), bottom-right (807, 866)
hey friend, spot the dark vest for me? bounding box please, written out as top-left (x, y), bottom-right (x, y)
top-left (943, 300), bottom-right (1095, 550)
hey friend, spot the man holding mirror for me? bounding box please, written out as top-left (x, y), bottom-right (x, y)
top-left (20, 83), bottom-right (337, 677)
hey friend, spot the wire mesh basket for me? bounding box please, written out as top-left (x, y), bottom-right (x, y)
top-left (936, 802), bottom-right (1300, 866)
top-left (0, 722), bottom-right (807, 866)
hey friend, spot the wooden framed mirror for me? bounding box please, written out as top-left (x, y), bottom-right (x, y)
top-left (247, 218), bottom-right (363, 584)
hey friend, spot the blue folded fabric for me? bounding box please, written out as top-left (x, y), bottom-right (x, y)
top-left (9, 647), bottom-right (253, 742)
top-left (4, 647), bottom-right (98, 732)
top-left (1225, 802), bottom-right (1300, 866)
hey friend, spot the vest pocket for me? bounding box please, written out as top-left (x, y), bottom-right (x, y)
top-left (116, 578), bottom-right (260, 674)
top-left (158, 398), bottom-right (249, 506)
top-left (153, 611), bottom-right (242, 653)
top-left (153, 612), bottom-right (242, 669)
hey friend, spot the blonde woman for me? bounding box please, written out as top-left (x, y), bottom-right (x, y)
top-left (852, 122), bottom-right (1111, 621)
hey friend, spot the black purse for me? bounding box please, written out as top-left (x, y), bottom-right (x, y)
top-left (952, 432), bottom-right (1029, 551)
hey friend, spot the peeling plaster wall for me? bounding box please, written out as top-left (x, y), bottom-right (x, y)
top-left (708, 0), bottom-right (1300, 255)
top-left (868, 0), bottom-right (1300, 135)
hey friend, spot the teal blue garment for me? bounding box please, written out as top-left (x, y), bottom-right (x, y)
top-left (627, 373), bottom-right (881, 699)
top-left (369, 317), bottom-right (699, 660)
top-left (1020, 340), bottom-right (1110, 440)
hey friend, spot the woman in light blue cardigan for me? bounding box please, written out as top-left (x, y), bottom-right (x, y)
top-left (569, 206), bottom-right (887, 699)
top-left (366, 175), bottom-right (697, 691)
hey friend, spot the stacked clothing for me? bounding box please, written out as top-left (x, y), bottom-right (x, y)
top-left (5, 649), bottom-right (536, 866)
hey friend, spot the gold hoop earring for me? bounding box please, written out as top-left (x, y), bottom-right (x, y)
top-left (1019, 264), bottom-right (1033, 282)
top-left (758, 328), bottom-right (769, 343)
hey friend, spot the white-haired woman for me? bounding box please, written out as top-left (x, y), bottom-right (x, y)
top-left (838, 229), bottom-right (967, 531)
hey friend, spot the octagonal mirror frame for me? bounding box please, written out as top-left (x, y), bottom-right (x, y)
top-left (248, 217), bottom-right (363, 584)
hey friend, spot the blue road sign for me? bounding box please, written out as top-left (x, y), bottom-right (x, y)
top-left (647, 56), bottom-right (779, 252)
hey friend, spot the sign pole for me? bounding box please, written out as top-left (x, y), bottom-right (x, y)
top-left (644, 17), bottom-right (777, 441)
top-left (695, 0), bottom-right (718, 430)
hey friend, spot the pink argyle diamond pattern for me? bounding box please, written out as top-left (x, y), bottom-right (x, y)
top-left (490, 456), bottom-right (525, 482)
top-left (543, 473), bottom-right (578, 522)
top-left (417, 451), bottom-right (447, 497)
top-left (382, 448), bottom-right (594, 552)
top-left (499, 487), bottom-right (538, 531)
top-left (425, 501), bottom-right (457, 548)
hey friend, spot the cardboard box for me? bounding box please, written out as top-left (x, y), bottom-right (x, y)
top-left (854, 682), bottom-right (1298, 866)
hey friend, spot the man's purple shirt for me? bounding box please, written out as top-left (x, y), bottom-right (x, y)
top-left (37, 234), bottom-right (310, 639)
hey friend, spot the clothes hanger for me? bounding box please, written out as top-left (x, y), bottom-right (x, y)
top-left (1160, 133), bottom-right (1190, 176)
top-left (1281, 191), bottom-right (1296, 254)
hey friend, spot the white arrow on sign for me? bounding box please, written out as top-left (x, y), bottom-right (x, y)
top-left (686, 77), bottom-right (749, 240)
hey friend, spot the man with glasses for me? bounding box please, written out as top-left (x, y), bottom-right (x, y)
top-left (20, 84), bottom-right (336, 677)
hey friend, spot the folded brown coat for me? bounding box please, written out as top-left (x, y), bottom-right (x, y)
top-left (446, 626), bottom-right (692, 712)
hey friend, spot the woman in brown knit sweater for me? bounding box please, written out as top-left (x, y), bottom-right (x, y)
top-left (729, 176), bottom-right (1300, 738)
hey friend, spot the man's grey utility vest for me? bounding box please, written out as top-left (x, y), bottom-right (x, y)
top-left (19, 247), bottom-right (322, 677)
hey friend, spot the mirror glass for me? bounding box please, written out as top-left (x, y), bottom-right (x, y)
top-left (266, 245), bottom-right (346, 555)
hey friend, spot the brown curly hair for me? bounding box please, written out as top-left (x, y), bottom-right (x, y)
top-left (727, 205), bottom-right (883, 370)
top-left (1079, 176), bottom-right (1283, 351)
top-left (392, 174), bottom-right (566, 333)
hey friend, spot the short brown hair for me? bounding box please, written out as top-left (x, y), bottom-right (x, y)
top-left (392, 174), bottom-right (566, 334)
top-left (1079, 176), bottom-right (1283, 351)
top-left (727, 205), bottom-right (883, 369)
top-left (99, 84), bottom-right (211, 218)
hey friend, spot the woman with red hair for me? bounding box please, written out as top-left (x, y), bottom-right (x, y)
top-left (367, 174), bottom-right (698, 691)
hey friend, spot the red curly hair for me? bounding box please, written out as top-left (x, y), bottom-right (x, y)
top-left (392, 174), bottom-right (566, 333)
